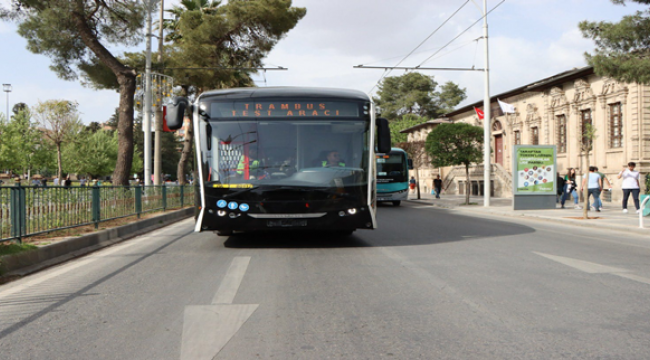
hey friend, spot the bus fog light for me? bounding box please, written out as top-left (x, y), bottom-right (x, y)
top-left (347, 208), bottom-right (357, 215)
top-left (217, 210), bottom-right (227, 217)
top-left (229, 212), bottom-right (239, 219)
top-left (338, 211), bottom-right (346, 217)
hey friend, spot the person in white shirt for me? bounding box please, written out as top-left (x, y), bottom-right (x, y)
top-left (617, 161), bottom-right (641, 214)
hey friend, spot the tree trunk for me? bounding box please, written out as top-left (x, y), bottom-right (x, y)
top-left (583, 154), bottom-right (590, 219)
top-left (57, 142), bottom-right (62, 181)
top-left (415, 165), bottom-right (421, 200)
top-left (177, 86), bottom-right (192, 186)
top-left (177, 119), bottom-right (193, 185)
top-left (71, 8), bottom-right (137, 186)
top-left (465, 164), bottom-right (470, 205)
top-left (113, 74), bottom-right (136, 186)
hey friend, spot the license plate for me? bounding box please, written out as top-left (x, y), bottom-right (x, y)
top-left (378, 197), bottom-right (390, 201)
top-left (267, 219), bottom-right (308, 227)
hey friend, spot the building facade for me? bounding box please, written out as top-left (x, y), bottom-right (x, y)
top-left (402, 66), bottom-right (649, 202)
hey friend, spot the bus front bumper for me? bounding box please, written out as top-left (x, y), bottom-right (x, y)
top-left (200, 208), bottom-right (374, 232)
top-left (376, 189), bottom-right (408, 202)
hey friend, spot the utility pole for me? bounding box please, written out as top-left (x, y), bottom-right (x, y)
top-left (480, 0), bottom-right (491, 207)
top-left (154, 0), bottom-right (164, 185)
top-left (144, 0), bottom-right (154, 186)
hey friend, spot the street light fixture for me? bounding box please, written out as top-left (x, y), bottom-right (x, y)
top-left (3, 84), bottom-right (11, 121)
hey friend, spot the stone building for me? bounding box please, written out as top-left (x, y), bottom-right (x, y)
top-left (401, 66), bottom-right (649, 202)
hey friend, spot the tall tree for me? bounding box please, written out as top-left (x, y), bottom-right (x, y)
top-left (64, 129), bottom-right (143, 179)
top-left (0, 106), bottom-right (52, 176)
top-left (32, 100), bottom-right (83, 181)
top-left (373, 72), bottom-right (467, 121)
top-left (1, 0), bottom-right (147, 185)
top-left (580, 0), bottom-right (650, 83)
top-left (389, 114), bottom-right (427, 146)
top-left (425, 123), bottom-right (484, 205)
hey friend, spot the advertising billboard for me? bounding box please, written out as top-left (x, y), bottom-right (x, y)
top-left (513, 145), bottom-right (557, 195)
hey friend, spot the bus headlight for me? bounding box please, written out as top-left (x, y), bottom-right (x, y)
top-left (338, 211), bottom-right (346, 217)
top-left (217, 210), bottom-right (227, 217)
top-left (347, 208), bottom-right (357, 215)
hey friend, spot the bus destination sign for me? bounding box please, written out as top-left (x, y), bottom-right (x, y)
top-left (210, 101), bottom-right (360, 119)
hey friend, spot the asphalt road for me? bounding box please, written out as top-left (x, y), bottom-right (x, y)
top-left (1, 202), bottom-right (650, 359)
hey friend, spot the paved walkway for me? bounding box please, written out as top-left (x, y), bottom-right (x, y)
top-left (406, 191), bottom-right (650, 236)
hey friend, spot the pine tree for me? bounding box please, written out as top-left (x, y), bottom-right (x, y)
top-left (580, 0), bottom-right (650, 83)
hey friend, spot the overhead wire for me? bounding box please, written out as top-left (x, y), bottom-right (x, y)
top-left (417, 0), bottom-right (506, 67)
top-left (361, 39), bottom-right (476, 67)
top-left (367, 0), bottom-right (471, 94)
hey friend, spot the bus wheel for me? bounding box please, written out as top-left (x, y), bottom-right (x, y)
top-left (392, 201), bottom-right (401, 206)
top-left (216, 230), bottom-right (233, 236)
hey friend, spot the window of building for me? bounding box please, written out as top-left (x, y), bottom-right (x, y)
top-left (514, 130), bottom-right (521, 145)
top-left (581, 109), bottom-right (592, 148)
top-left (531, 127), bottom-right (539, 145)
top-left (557, 114), bottom-right (566, 153)
top-left (609, 102), bottom-right (623, 148)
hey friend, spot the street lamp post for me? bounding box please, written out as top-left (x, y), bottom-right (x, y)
top-left (3, 84), bottom-right (11, 121)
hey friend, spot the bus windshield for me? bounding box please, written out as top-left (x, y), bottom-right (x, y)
top-left (376, 152), bottom-right (407, 183)
top-left (201, 120), bottom-right (369, 188)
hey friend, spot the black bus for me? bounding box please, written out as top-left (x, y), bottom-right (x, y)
top-left (165, 87), bottom-right (391, 235)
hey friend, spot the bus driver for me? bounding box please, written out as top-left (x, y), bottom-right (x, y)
top-left (322, 150), bottom-right (346, 168)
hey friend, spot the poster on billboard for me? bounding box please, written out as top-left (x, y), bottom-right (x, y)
top-left (513, 145), bottom-right (557, 195)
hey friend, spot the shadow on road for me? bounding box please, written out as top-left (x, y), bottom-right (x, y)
top-left (224, 203), bottom-right (536, 249)
top-left (224, 231), bottom-right (371, 248)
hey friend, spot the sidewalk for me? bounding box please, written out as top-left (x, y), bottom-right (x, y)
top-left (406, 191), bottom-right (650, 236)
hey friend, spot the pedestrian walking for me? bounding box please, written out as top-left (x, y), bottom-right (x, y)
top-left (561, 168), bottom-right (581, 209)
top-left (593, 166), bottom-right (612, 210)
top-left (433, 175), bottom-right (443, 199)
top-left (409, 176), bottom-right (416, 193)
top-left (618, 161), bottom-right (641, 214)
top-left (581, 166), bottom-right (603, 212)
top-left (556, 172), bottom-right (565, 204)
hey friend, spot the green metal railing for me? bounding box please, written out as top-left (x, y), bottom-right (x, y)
top-left (0, 184), bottom-right (195, 243)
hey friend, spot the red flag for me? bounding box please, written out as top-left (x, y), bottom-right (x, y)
top-left (474, 107), bottom-right (484, 120)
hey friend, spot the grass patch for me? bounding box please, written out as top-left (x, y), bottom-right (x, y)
top-left (0, 243), bottom-right (38, 256)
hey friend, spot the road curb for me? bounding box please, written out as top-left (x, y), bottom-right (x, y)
top-left (406, 199), bottom-right (650, 236)
top-left (0, 208), bottom-right (194, 278)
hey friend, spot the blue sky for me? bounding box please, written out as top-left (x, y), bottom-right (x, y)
top-left (0, 0), bottom-right (646, 124)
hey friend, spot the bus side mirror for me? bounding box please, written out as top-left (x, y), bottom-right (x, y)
top-left (377, 117), bottom-right (391, 154)
top-left (164, 96), bottom-right (189, 130)
top-left (407, 159), bottom-right (414, 170)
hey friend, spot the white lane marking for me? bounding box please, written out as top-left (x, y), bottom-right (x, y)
top-left (180, 304), bottom-right (259, 360)
top-left (180, 256), bottom-right (259, 360)
top-left (534, 252), bottom-right (629, 274)
top-left (534, 252), bottom-right (650, 285)
top-left (212, 256), bottom-right (251, 305)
